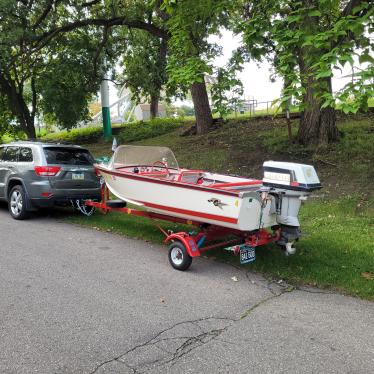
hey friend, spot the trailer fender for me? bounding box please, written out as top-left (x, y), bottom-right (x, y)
top-left (165, 233), bottom-right (201, 258)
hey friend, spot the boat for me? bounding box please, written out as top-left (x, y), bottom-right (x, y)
top-left (95, 145), bottom-right (321, 254)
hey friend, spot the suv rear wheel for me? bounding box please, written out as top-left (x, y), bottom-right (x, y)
top-left (8, 185), bottom-right (29, 220)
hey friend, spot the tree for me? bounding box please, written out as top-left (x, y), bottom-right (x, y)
top-left (0, 0), bottom-right (242, 138)
top-left (237, 0), bottom-right (374, 146)
top-left (0, 0), bottom-right (172, 138)
top-left (163, 0), bottom-right (237, 134)
top-left (38, 29), bottom-right (107, 129)
top-left (118, 30), bottom-right (168, 119)
top-left (210, 52), bottom-right (245, 118)
top-left (0, 1), bottom-right (108, 138)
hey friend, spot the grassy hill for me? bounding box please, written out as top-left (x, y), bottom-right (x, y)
top-left (65, 113), bottom-right (373, 300)
top-left (88, 113), bottom-right (373, 196)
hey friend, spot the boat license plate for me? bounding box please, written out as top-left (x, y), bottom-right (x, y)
top-left (72, 173), bottom-right (84, 180)
top-left (240, 245), bottom-right (256, 264)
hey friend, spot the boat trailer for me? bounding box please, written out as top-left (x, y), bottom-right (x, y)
top-left (85, 184), bottom-right (283, 271)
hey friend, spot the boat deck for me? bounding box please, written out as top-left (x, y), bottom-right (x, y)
top-left (112, 165), bottom-right (263, 193)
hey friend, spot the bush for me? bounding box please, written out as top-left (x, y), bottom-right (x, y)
top-left (116, 118), bottom-right (190, 144)
top-left (40, 126), bottom-right (104, 143)
top-left (39, 118), bottom-right (191, 145)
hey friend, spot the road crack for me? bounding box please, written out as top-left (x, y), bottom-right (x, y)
top-left (89, 270), bottom-right (300, 373)
top-left (89, 316), bottom-right (235, 374)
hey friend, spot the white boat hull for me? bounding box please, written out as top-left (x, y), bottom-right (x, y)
top-left (98, 167), bottom-right (277, 231)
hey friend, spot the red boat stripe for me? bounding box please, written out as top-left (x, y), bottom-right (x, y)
top-left (141, 201), bottom-right (238, 224)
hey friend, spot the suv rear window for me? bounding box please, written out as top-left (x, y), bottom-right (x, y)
top-left (3, 146), bottom-right (19, 162)
top-left (19, 147), bottom-right (33, 162)
top-left (43, 147), bottom-right (94, 165)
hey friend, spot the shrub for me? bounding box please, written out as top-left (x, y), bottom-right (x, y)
top-left (39, 118), bottom-right (191, 144)
top-left (41, 126), bottom-right (104, 143)
top-left (116, 118), bottom-right (189, 144)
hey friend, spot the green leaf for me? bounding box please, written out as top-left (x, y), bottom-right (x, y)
top-left (359, 53), bottom-right (374, 64)
top-left (316, 70), bottom-right (333, 79)
top-left (308, 10), bottom-right (321, 17)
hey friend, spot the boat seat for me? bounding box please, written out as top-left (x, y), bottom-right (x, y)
top-left (178, 171), bottom-right (204, 184)
top-left (139, 171), bottom-right (170, 179)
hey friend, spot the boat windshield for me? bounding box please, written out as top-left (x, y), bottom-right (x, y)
top-left (111, 145), bottom-right (179, 170)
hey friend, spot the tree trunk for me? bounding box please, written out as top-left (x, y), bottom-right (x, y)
top-left (21, 115), bottom-right (37, 139)
top-left (297, 75), bottom-right (339, 146)
top-left (190, 80), bottom-right (213, 135)
top-left (150, 95), bottom-right (158, 119)
top-left (0, 74), bottom-right (37, 139)
top-left (296, 4), bottom-right (339, 146)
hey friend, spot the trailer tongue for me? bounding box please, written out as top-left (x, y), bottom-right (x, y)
top-left (87, 145), bottom-right (321, 270)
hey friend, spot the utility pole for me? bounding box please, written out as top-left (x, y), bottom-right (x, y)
top-left (101, 71), bottom-right (112, 139)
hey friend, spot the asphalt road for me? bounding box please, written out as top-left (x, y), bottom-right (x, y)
top-left (0, 206), bottom-right (373, 374)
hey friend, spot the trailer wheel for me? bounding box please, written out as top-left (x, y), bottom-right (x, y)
top-left (168, 242), bottom-right (192, 271)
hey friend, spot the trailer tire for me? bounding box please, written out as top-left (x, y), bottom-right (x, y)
top-left (168, 242), bottom-right (192, 271)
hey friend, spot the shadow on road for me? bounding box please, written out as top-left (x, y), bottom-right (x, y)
top-left (0, 200), bottom-right (81, 221)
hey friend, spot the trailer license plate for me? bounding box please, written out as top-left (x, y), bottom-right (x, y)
top-left (72, 173), bottom-right (84, 180)
top-left (240, 245), bottom-right (255, 264)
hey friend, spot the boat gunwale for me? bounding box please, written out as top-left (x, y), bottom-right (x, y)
top-left (95, 164), bottom-right (262, 197)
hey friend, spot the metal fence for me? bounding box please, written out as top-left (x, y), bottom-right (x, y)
top-left (238, 100), bottom-right (277, 116)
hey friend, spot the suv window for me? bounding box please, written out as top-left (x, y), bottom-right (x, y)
top-left (19, 147), bottom-right (33, 162)
top-left (0, 147), bottom-right (4, 161)
top-left (3, 146), bottom-right (19, 162)
top-left (43, 147), bottom-right (94, 165)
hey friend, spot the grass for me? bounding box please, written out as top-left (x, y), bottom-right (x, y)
top-left (215, 195), bottom-right (374, 300)
top-left (64, 113), bottom-right (373, 300)
top-left (68, 194), bottom-right (374, 300)
top-left (39, 118), bottom-right (190, 144)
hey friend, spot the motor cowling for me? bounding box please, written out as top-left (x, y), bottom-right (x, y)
top-left (262, 161), bottom-right (321, 254)
top-left (263, 161), bottom-right (321, 192)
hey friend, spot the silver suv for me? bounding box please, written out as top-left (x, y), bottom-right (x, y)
top-left (0, 141), bottom-right (101, 219)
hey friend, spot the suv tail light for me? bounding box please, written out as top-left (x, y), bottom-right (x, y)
top-left (34, 166), bottom-right (61, 176)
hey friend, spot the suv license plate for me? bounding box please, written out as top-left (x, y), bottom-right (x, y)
top-left (72, 173), bottom-right (84, 180)
top-left (240, 245), bottom-right (256, 264)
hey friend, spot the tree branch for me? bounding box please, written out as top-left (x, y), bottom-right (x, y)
top-left (340, 0), bottom-right (367, 18)
top-left (81, 0), bottom-right (101, 7)
top-left (32, 0), bottom-right (57, 30)
top-left (31, 75), bottom-right (37, 121)
top-left (92, 25), bottom-right (109, 78)
top-left (333, 0), bottom-right (373, 48)
top-left (31, 17), bottom-right (168, 55)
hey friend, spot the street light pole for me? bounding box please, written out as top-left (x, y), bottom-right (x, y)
top-left (101, 71), bottom-right (112, 139)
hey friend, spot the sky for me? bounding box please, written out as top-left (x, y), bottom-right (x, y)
top-left (210, 30), bottom-right (357, 102)
top-left (107, 30), bottom-right (360, 108)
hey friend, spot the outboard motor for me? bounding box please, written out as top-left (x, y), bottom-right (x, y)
top-left (262, 161), bottom-right (321, 255)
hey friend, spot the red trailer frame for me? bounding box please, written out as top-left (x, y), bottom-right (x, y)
top-left (85, 184), bottom-right (281, 270)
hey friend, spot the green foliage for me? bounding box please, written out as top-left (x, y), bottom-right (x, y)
top-left (38, 34), bottom-right (103, 129)
top-left (211, 52), bottom-right (244, 117)
top-left (116, 118), bottom-right (189, 143)
top-left (0, 1), bottom-right (106, 137)
top-left (41, 126), bottom-right (104, 144)
top-left (163, 0), bottom-right (238, 96)
top-left (118, 29), bottom-right (168, 105)
top-left (40, 118), bottom-right (190, 145)
top-left (236, 1), bottom-right (374, 113)
top-left (164, 103), bottom-right (188, 118)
